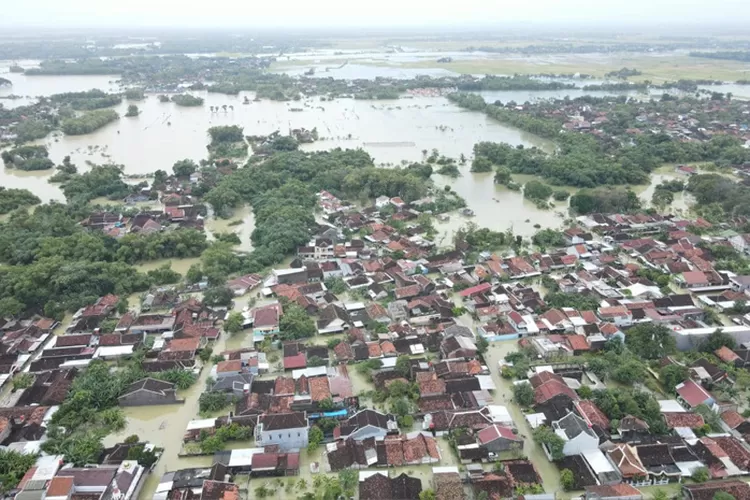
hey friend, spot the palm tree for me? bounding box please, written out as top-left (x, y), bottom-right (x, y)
top-left (222, 104), bottom-right (227, 112)
top-left (229, 105), bottom-right (234, 111)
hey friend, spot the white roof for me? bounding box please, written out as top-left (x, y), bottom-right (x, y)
top-left (32, 455), bottom-right (63, 481)
top-left (582, 449), bottom-right (616, 474)
top-left (60, 359), bottom-right (92, 368)
top-left (675, 427), bottom-right (697, 440)
top-left (409, 344), bottom-right (425, 355)
top-left (432, 466), bottom-right (460, 474)
top-left (526, 413), bottom-right (547, 429)
top-left (487, 405), bottom-right (513, 425)
top-left (7, 440), bottom-right (42, 455)
top-left (476, 375), bottom-right (496, 391)
top-left (94, 345), bottom-right (135, 357)
top-left (345, 302), bottom-right (366, 311)
top-left (274, 268), bottom-right (304, 276)
top-left (227, 448), bottom-right (264, 467)
top-left (523, 315), bottom-right (539, 333)
top-left (292, 366), bottom-right (327, 379)
top-left (186, 418), bottom-right (216, 431)
top-left (380, 357), bottom-right (398, 368)
top-left (658, 399), bottom-right (686, 413)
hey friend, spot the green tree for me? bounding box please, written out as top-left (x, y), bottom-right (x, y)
top-left (476, 335), bottom-right (489, 355)
top-left (625, 323), bottom-right (677, 360)
top-left (338, 469), bottom-right (357, 497)
top-left (532, 425), bottom-right (565, 460)
top-left (419, 490), bottom-right (436, 500)
top-left (560, 469), bottom-right (575, 491)
top-left (523, 180), bottom-right (553, 201)
top-left (660, 364), bottom-right (689, 393)
top-left (700, 329), bottom-right (737, 352)
top-left (279, 304), bottom-right (316, 340)
top-left (395, 355), bottom-right (411, 379)
top-left (125, 104), bottom-right (139, 117)
top-left (513, 382), bottom-right (535, 407)
top-left (172, 159), bottom-right (198, 177)
top-left (307, 426), bottom-right (324, 453)
top-left (224, 311), bottom-right (244, 335)
top-left (203, 286), bottom-right (234, 307)
top-left (713, 492), bottom-right (736, 500)
top-left (494, 166), bottom-right (513, 185)
top-left (0, 449), bottom-right (38, 493)
top-left (692, 466), bottom-right (709, 483)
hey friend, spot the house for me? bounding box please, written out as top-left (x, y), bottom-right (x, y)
top-left (255, 412), bottom-right (309, 451)
top-left (721, 410), bottom-right (750, 434)
top-left (677, 271), bottom-right (709, 289)
top-left (635, 443), bottom-right (681, 483)
top-left (440, 335), bottom-right (477, 360)
top-left (675, 380), bottom-right (715, 409)
top-left (226, 274), bottom-right (262, 296)
top-left (530, 372), bottom-right (578, 407)
top-left (729, 234), bottom-right (750, 256)
top-left (682, 480), bottom-right (750, 500)
top-left (553, 412), bottom-right (599, 456)
top-left (476, 424), bottom-right (522, 453)
top-left (253, 303), bottom-right (282, 335)
top-left (584, 484), bottom-right (643, 500)
top-left (317, 305), bottom-right (350, 334)
top-left (249, 452), bottom-right (300, 477)
top-left (359, 472), bottom-right (422, 500)
top-left (118, 378), bottom-right (183, 406)
top-left (337, 409), bottom-right (398, 441)
top-left (606, 444), bottom-right (647, 482)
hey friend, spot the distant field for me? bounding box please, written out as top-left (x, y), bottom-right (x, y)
top-left (381, 54), bottom-right (750, 82)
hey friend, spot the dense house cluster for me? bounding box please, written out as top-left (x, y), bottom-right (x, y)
top-left (510, 96), bottom-right (750, 147)
top-left (14, 188), bottom-right (750, 499)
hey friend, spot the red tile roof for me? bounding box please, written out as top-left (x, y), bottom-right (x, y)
top-left (715, 346), bottom-right (740, 363)
top-left (477, 424), bottom-right (521, 444)
top-left (309, 376), bottom-right (331, 402)
top-left (274, 377), bottom-right (296, 395)
top-left (459, 282), bottom-right (492, 297)
top-left (663, 412), bottom-right (705, 429)
top-left (566, 334), bottom-right (590, 351)
top-left (283, 353), bottom-right (307, 370)
top-left (166, 337), bottom-right (200, 352)
top-left (46, 476), bottom-right (74, 497)
top-left (721, 410), bottom-right (746, 430)
top-left (575, 400), bottom-right (610, 430)
top-left (676, 380), bottom-right (713, 408)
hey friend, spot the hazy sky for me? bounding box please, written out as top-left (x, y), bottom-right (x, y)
top-left (4, 0), bottom-right (750, 28)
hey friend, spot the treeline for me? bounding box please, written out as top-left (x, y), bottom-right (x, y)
top-left (690, 51), bottom-right (750, 63)
top-left (57, 164), bottom-right (131, 203)
top-left (447, 93), bottom-right (563, 139)
top-left (49, 89), bottom-right (122, 110)
top-left (687, 173), bottom-right (750, 220)
top-left (1, 145), bottom-right (54, 171)
top-left (0, 188), bottom-right (41, 214)
top-left (61, 109), bottom-right (119, 135)
top-left (207, 125), bottom-right (247, 159)
top-left (0, 204), bottom-right (207, 316)
top-left (453, 75), bottom-right (575, 92)
top-left (171, 94), bottom-right (204, 107)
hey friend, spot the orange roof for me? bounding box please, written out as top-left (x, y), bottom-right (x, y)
top-left (217, 360), bottom-right (242, 373)
top-left (715, 346), bottom-right (740, 363)
top-left (47, 476), bottom-right (74, 497)
top-left (566, 335), bottom-right (590, 351)
top-left (166, 337), bottom-right (200, 352)
top-left (309, 376), bottom-right (331, 401)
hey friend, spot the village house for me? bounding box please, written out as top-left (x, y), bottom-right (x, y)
top-left (255, 412), bottom-right (309, 451)
top-left (118, 378), bottom-right (182, 406)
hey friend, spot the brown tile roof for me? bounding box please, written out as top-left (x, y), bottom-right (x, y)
top-left (334, 341), bottom-right (353, 361)
top-left (714, 436), bottom-right (750, 470)
top-left (434, 472), bottom-right (463, 500)
top-left (682, 480), bottom-right (750, 500)
top-left (380, 340), bottom-right (396, 355)
top-left (663, 412), bottom-right (704, 429)
top-left (419, 377), bottom-right (447, 397)
top-left (607, 444), bottom-right (647, 478)
top-left (309, 376), bottom-right (331, 401)
top-left (274, 376), bottom-right (296, 395)
top-left (715, 346), bottom-right (741, 363)
top-left (585, 484), bottom-right (642, 498)
top-left (721, 410), bottom-right (746, 430)
top-left (166, 337), bottom-right (200, 352)
top-left (46, 476), bottom-right (74, 497)
top-left (367, 342), bottom-right (382, 358)
top-left (574, 400), bottom-right (610, 430)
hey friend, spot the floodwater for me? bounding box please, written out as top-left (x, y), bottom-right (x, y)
top-left (205, 205), bottom-right (256, 250)
top-left (273, 62), bottom-right (458, 80)
top-left (433, 172), bottom-right (567, 241)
